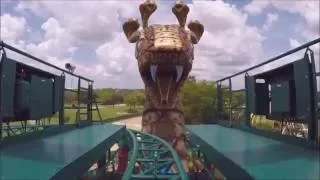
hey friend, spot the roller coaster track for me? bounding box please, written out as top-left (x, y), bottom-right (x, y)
top-left (123, 129), bottom-right (189, 180)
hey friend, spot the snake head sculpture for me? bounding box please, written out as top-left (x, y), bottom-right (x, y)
top-left (123, 0), bottom-right (204, 109)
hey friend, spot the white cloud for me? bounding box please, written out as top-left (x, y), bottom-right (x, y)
top-left (10, 0), bottom-right (145, 88)
top-left (0, 15), bottom-right (101, 86)
top-left (0, 14), bottom-right (27, 42)
top-left (262, 13), bottom-right (278, 31)
top-left (243, 0), bottom-right (320, 40)
top-left (243, 1), bottom-right (269, 15)
top-left (188, 0), bottom-right (265, 80)
top-left (96, 32), bottom-right (135, 75)
top-left (6, 0), bottom-right (266, 88)
top-left (15, 1), bottom-right (141, 45)
top-left (243, 0), bottom-right (319, 85)
top-left (25, 17), bottom-right (75, 59)
top-left (3, 0), bottom-right (316, 90)
top-left (240, 0), bottom-right (319, 90)
top-left (289, 38), bottom-right (301, 48)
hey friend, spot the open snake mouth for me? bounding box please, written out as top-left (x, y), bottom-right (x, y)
top-left (150, 64), bottom-right (183, 84)
top-left (150, 64), bottom-right (184, 105)
top-left (145, 60), bottom-right (190, 107)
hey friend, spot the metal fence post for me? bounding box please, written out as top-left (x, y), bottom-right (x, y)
top-left (244, 73), bottom-right (250, 127)
top-left (307, 49), bottom-right (318, 142)
top-left (59, 74), bottom-right (65, 126)
top-left (228, 78), bottom-right (232, 126)
top-left (87, 83), bottom-right (93, 122)
top-left (216, 81), bottom-right (222, 121)
top-left (76, 77), bottom-right (81, 124)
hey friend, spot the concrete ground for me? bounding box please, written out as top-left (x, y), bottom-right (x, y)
top-left (112, 116), bottom-right (142, 131)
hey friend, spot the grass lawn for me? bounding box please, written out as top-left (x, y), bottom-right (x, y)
top-left (251, 115), bottom-right (320, 143)
top-left (40, 105), bottom-right (143, 125)
top-left (251, 115), bottom-right (278, 131)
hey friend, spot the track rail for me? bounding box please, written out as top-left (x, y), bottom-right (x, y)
top-left (123, 129), bottom-right (188, 180)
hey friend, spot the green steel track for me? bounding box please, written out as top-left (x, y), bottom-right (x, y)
top-left (123, 129), bottom-right (189, 180)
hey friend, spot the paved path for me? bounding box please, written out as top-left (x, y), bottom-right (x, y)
top-left (112, 116), bottom-right (142, 131)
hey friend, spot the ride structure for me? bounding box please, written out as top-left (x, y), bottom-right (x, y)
top-left (0, 2), bottom-right (319, 179)
top-left (0, 42), bottom-right (102, 139)
top-left (0, 40), bottom-right (197, 179)
top-left (187, 38), bottom-right (320, 179)
top-left (122, 0), bottom-right (204, 161)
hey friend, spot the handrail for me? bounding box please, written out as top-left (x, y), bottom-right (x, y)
top-left (0, 41), bottom-right (93, 82)
top-left (217, 37), bottom-right (320, 82)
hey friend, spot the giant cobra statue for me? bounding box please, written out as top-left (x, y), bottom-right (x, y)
top-left (122, 0), bottom-right (204, 161)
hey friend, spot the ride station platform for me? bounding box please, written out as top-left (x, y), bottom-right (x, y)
top-left (0, 124), bottom-right (125, 180)
top-left (187, 124), bottom-right (320, 180)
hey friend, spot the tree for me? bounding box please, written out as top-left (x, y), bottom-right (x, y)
top-left (64, 91), bottom-right (77, 104)
top-left (124, 92), bottom-right (138, 110)
top-left (89, 80), bottom-right (245, 125)
top-left (181, 79), bottom-right (216, 124)
top-left (109, 93), bottom-right (124, 108)
top-left (95, 88), bottom-right (118, 105)
top-left (187, 76), bottom-right (196, 82)
top-left (135, 91), bottom-right (145, 106)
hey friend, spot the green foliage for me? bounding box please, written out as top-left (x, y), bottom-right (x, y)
top-left (181, 78), bottom-right (216, 124)
top-left (124, 93), bottom-right (136, 108)
top-left (64, 87), bottom-right (145, 110)
top-left (124, 91), bottom-right (145, 109)
top-left (232, 91), bottom-right (245, 107)
top-left (181, 76), bottom-right (245, 124)
top-left (135, 91), bottom-right (145, 105)
top-left (64, 91), bottom-right (77, 104)
top-left (62, 77), bottom-right (245, 125)
top-left (94, 88), bottom-right (115, 104)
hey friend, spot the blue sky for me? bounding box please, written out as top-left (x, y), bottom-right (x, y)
top-left (1, 0), bottom-right (319, 89)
